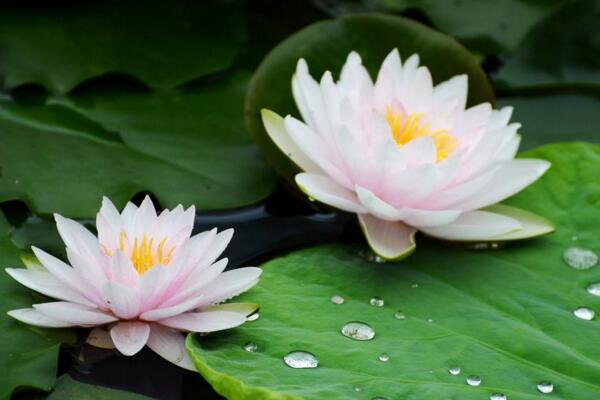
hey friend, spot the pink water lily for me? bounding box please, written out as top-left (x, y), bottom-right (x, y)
top-left (6, 197), bottom-right (261, 370)
top-left (262, 49), bottom-right (553, 260)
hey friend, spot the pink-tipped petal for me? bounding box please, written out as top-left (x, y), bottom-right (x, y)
top-left (141, 294), bottom-right (205, 321)
top-left (8, 308), bottom-right (75, 328)
top-left (457, 159), bottom-right (551, 211)
top-left (420, 210), bottom-right (522, 240)
top-left (102, 281), bottom-right (140, 320)
top-left (54, 214), bottom-right (102, 260)
top-left (33, 302), bottom-right (117, 325)
top-left (5, 268), bottom-right (96, 307)
top-left (296, 173), bottom-right (367, 213)
top-left (159, 310), bottom-right (246, 333)
top-left (147, 324), bottom-right (195, 370)
top-left (355, 186), bottom-right (404, 221)
top-left (358, 214), bottom-right (417, 260)
top-left (197, 267), bottom-right (262, 307)
top-left (110, 321), bottom-right (150, 356)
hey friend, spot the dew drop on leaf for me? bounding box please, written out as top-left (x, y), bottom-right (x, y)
top-left (369, 297), bottom-right (384, 307)
top-left (283, 351), bottom-right (318, 369)
top-left (341, 321), bottom-right (375, 341)
top-left (563, 246), bottom-right (598, 270)
top-left (466, 375), bottom-right (481, 386)
top-left (394, 310), bottom-right (405, 320)
top-left (243, 342), bottom-right (258, 352)
top-left (331, 295), bottom-right (345, 305)
top-left (378, 353), bottom-right (390, 362)
top-left (573, 306), bottom-right (595, 320)
top-left (537, 381), bottom-right (554, 394)
top-left (448, 366), bottom-right (461, 375)
top-left (247, 312), bottom-right (259, 322)
top-left (490, 394), bottom-right (507, 400)
top-left (586, 283), bottom-right (600, 296)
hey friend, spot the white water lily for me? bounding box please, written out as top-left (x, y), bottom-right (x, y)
top-left (262, 49), bottom-right (553, 259)
top-left (6, 197), bottom-right (261, 370)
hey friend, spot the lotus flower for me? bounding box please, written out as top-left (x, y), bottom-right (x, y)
top-left (262, 49), bottom-right (553, 260)
top-left (6, 197), bottom-right (261, 370)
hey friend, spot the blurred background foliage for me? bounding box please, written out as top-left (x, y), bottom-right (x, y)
top-left (0, 0), bottom-right (598, 399)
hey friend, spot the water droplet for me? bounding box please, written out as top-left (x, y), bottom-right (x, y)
top-left (571, 235), bottom-right (578, 241)
top-left (394, 310), bottom-right (405, 320)
top-left (490, 394), bottom-right (507, 400)
top-left (354, 386), bottom-right (362, 392)
top-left (358, 248), bottom-right (386, 263)
top-left (370, 297), bottom-right (384, 307)
top-left (573, 306), bottom-right (595, 320)
top-left (283, 351), bottom-right (318, 369)
top-left (411, 283), bottom-right (419, 288)
top-left (466, 375), bottom-right (481, 386)
top-left (243, 342), bottom-right (258, 352)
top-left (448, 366), bottom-right (461, 375)
top-left (563, 246), bottom-right (598, 270)
top-left (426, 317), bottom-right (434, 323)
top-left (331, 295), bottom-right (345, 305)
top-left (537, 381), bottom-right (554, 394)
top-left (341, 321), bottom-right (375, 341)
top-left (14, 179), bottom-right (19, 185)
top-left (378, 353), bottom-right (390, 362)
top-left (586, 283), bottom-right (600, 296)
top-left (247, 313), bottom-right (259, 322)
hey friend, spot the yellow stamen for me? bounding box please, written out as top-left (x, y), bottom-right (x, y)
top-left (114, 231), bottom-right (175, 275)
top-left (385, 105), bottom-right (458, 162)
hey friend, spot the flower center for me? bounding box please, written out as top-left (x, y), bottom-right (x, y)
top-left (385, 106), bottom-right (458, 162)
top-left (110, 232), bottom-right (175, 275)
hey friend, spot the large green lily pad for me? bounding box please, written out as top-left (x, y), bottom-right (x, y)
top-left (0, 71), bottom-right (276, 218)
top-left (44, 375), bottom-right (152, 400)
top-left (0, 1), bottom-right (244, 93)
top-left (497, 92), bottom-right (600, 149)
top-left (495, 0), bottom-right (600, 89)
top-left (0, 211), bottom-right (74, 400)
top-left (245, 13), bottom-right (495, 184)
top-left (188, 142), bottom-right (600, 399)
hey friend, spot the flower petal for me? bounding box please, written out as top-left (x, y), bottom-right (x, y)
top-left (399, 208), bottom-right (462, 228)
top-left (102, 281), bottom-right (140, 320)
top-left (197, 267), bottom-right (262, 307)
top-left (261, 109), bottom-right (321, 173)
top-left (86, 327), bottom-right (115, 349)
top-left (480, 204), bottom-right (555, 240)
top-left (8, 308), bottom-right (75, 328)
top-left (110, 321), bottom-right (150, 356)
top-left (456, 159), bottom-right (551, 211)
top-left (357, 214), bottom-right (417, 260)
top-left (420, 210), bottom-right (522, 241)
top-left (33, 302), bottom-right (118, 326)
top-left (5, 268), bottom-right (96, 307)
top-left (355, 186), bottom-right (403, 221)
top-left (141, 294), bottom-right (205, 321)
top-left (146, 324), bottom-right (195, 370)
top-left (159, 310), bottom-right (246, 332)
top-left (54, 214), bottom-right (102, 261)
top-left (296, 173), bottom-right (367, 213)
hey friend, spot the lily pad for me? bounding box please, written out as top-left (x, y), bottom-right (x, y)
top-left (497, 92), bottom-right (600, 149)
top-left (495, 0), bottom-right (600, 89)
top-left (0, 1), bottom-right (244, 93)
top-left (188, 142), bottom-right (600, 399)
top-left (245, 13), bottom-right (495, 184)
top-left (0, 71), bottom-right (276, 218)
top-left (44, 375), bottom-right (152, 400)
top-left (314, 0), bottom-right (568, 54)
top-left (0, 211), bottom-right (74, 400)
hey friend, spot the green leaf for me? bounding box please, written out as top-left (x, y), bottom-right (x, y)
top-left (44, 375), bottom-right (152, 400)
top-left (246, 13), bottom-right (495, 185)
top-left (497, 92), bottom-right (600, 149)
top-left (0, 212), bottom-right (74, 400)
top-left (495, 0), bottom-right (600, 89)
top-left (0, 71), bottom-right (276, 218)
top-left (0, 1), bottom-right (244, 93)
top-left (188, 142), bottom-right (600, 399)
